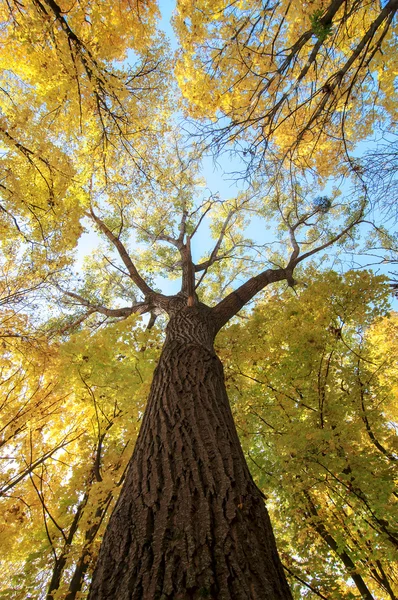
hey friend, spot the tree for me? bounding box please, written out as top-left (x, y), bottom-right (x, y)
top-left (0, 1), bottom-right (397, 599)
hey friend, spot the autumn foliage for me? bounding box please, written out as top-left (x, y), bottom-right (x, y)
top-left (0, 0), bottom-right (397, 598)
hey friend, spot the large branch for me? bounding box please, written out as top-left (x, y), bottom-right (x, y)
top-left (53, 287), bottom-right (161, 335)
top-left (212, 266), bottom-right (288, 331)
top-left (183, 237), bottom-right (196, 305)
top-left (87, 208), bottom-right (157, 299)
top-left (57, 287), bottom-right (150, 319)
top-left (303, 491), bottom-right (375, 600)
top-left (212, 202), bottom-right (365, 331)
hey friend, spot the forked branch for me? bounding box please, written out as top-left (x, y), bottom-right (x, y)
top-left (212, 266), bottom-right (288, 331)
top-left (212, 202), bottom-right (365, 331)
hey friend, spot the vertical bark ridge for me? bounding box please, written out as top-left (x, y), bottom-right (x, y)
top-left (88, 306), bottom-right (292, 599)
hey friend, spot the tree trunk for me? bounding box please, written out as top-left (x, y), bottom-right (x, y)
top-left (88, 306), bottom-right (292, 599)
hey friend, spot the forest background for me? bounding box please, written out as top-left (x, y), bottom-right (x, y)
top-left (0, 0), bottom-right (397, 598)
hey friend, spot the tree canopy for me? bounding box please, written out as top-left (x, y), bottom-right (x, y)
top-left (175, 0), bottom-right (398, 177)
top-left (0, 0), bottom-right (397, 598)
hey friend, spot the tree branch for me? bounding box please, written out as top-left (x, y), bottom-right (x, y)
top-left (294, 210), bottom-right (364, 266)
top-left (132, 221), bottom-right (181, 248)
top-left (56, 286), bottom-right (150, 319)
top-left (304, 491), bottom-right (375, 600)
top-left (180, 236), bottom-right (197, 305)
top-left (194, 208), bottom-right (235, 289)
top-left (195, 252), bottom-right (230, 272)
top-left (212, 200), bottom-right (365, 330)
top-left (282, 564), bottom-right (328, 600)
top-left (0, 431), bottom-right (82, 496)
top-left (212, 266), bottom-right (288, 331)
top-left (87, 207), bottom-right (156, 298)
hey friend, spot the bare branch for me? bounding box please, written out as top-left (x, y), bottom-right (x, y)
top-left (0, 431), bottom-right (83, 496)
top-left (294, 210), bottom-right (365, 266)
top-left (195, 208), bottom-right (234, 282)
top-left (132, 221), bottom-right (181, 248)
top-left (55, 285), bottom-right (151, 316)
top-left (179, 237), bottom-right (197, 305)
top-left (87, 207), bottom-right (156, 298)
top-left (177, 206), bottom-right (188, 245)
top-left (282, 564), bottom-right (329, 600)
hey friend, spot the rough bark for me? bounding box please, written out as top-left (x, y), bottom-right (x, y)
top-left (88, 305), bottom-right (292, 600)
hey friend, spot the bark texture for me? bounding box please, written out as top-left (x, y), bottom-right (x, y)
top-left (88, 305), bottom-right (292, 600)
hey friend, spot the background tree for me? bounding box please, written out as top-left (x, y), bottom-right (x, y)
top-left (0, 314), bottom-right (160, 600)
top-left (218, 270), bottom-right (397, 599)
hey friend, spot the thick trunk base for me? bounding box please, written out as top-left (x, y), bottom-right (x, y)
top-left (88, 308), bottom-right (291, 600)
